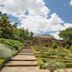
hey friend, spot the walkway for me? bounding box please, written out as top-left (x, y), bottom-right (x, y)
top-left (0, 48), bottom-right (49, 72)
top-left (1, 48), bottom-right (72, 72)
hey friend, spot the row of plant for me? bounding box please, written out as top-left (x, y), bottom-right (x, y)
top-left (0, 38), bottom-right (24, 69)
top-left (32, 46), bottom-right (72, 72)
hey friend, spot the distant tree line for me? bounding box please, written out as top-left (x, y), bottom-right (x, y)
top-left (0, 12), bottom-right (33, 42)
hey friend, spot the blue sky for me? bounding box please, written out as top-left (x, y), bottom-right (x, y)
top-left (8, 0), bottom-right (72, 25)
top-left (8, 0), bottom-right (72, 24)
top-left (0, 0), bottom-right (72, 39)
top-left (45, 0), bottom-right (72, 23)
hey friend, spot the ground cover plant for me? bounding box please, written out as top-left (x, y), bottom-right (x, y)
top-left (0, 38), bottom-right (24, 69)
top-left (32, 46), bottom-right (72, 72)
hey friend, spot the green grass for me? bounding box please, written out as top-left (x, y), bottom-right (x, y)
top-left (32, 46), bottom-right (72, 69)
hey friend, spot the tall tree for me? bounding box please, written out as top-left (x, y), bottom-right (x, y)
top-left (59, 27), bottom-right (72, 45)
top-left (0, 13), bottom-right (13, 38)
top-left (0, 12), bottom-right (33, 41)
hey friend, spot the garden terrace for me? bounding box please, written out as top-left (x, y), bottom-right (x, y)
top-left (32, 46), bottom-right (72, 69)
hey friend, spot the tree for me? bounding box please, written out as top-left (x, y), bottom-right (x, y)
top-left (59, 27), bottom-right (72, 45)
top-left (0, 12), bottom-right (33, 41)
top-left (70, 45), bottom-right (72, 52)
top-left (13, 23), bottom-right (18, 28)
top-left (65, 44), bottom-right (70, 49)
top-left (0, 13), bottom-right (13, 39)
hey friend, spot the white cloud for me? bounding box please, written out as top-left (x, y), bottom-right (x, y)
top-left (22, 13), bottom-right (72, 39)
top-left (20, 13), bottom-right (69, 39)
top-left (64, 23), bottom-right (72, 29)
top-left (0, 0), bottom-right (49, 17)
top-left (0, 0), bottom-right (72, 39)
top-left (50, 32), bottom-right (61, 40)
top-left (69, 0), bottom-right (72, 6)
top-left (50, 23), bottom-right (72, 39)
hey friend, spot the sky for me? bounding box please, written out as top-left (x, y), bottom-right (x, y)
top-left (0, 0), bottom-right (72, 39)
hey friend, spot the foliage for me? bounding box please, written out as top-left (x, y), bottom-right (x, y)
top-left (37, 57), bottom-right (45, 69)
top-left (42, 42), bottom-right (49, 47)
top-left (52, 42), bottom-right (58, 49)
top-left (0, 43), bottom-right (15, 69)
top-left (0, 12), bottom-right (33, 42)
top-left (69, 45), bottom-right (72, 53)
top-left (64, 44), bottom-right (70, 49)
top-left (0, 38), bottom-right (23, 51)
top-left (0, 59), bottom-right (5, 68)
top-left (0, 38), bottom-right (24, 68)
top-left (32, 46), bottom-right (72, 71)
top-left (0, 59), bottom-right (4, 64)
top-left (46, 61), bottom-right (65, 72)
top-left (59, 27), bottom-right (72, 45)
top-left (0, 13), bottom-right (13, 39)
top-left (0, 12), bottom-right (31, 69)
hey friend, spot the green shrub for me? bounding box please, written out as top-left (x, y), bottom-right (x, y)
top-left (52, 42), bottom-right (58, 49)
top-left (0, 59), bottom-right (5, 68)
top-left (42, 42), bottom-right (49, 47)
top-left (65, 62), bottom-right (72, 68)
top-left (0, 38), bottom-right (23, 51)
top-left (37, 57), bottom-right (45, 69)
top-left (64, 44), bottom-right (70, 49)
top-left (0, 38), bottom-right (24, 69)
top-left (32, 46), bottom-right (72, 69)
top-left (0, 38), bottom-right (24, 58)
top-left (70, 45), bottom-right (72, 52)
top-left (0, 59), bottom-right (5, 64)
top-left (47, 61), bottom-right (65, 72)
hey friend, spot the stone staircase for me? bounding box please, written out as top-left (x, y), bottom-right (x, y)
top-left (5, 49), bottom-right (37, 67)
top-left (0, 48), bottom-right (49, 72)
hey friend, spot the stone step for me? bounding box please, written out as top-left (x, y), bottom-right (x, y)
top-left (20, 51), bottom-right (33, 53)
top-left (10, 59), bottom-right (36, 61)
top-left (5, 61), bottom-right (38, 67)
top-left (11, 55), bottom-right (36, 61)
top-left (20, 49), bottom-right (32, 51)
top-left (19, 49), bottom-right (32, 51)
top-left (5, 65), bottom-right (37, 67)
top-left (20, 49), bottom-right (33, 53)
top-left (17, 53), bottom-right (34, 55)
top-left (1, 67), bottom-right (50, 72)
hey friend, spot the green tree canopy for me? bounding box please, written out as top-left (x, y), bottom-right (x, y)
top-left (59, 27), bottom-right (72, 45)
top-left (0, 12), bottom-right (33, 42)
